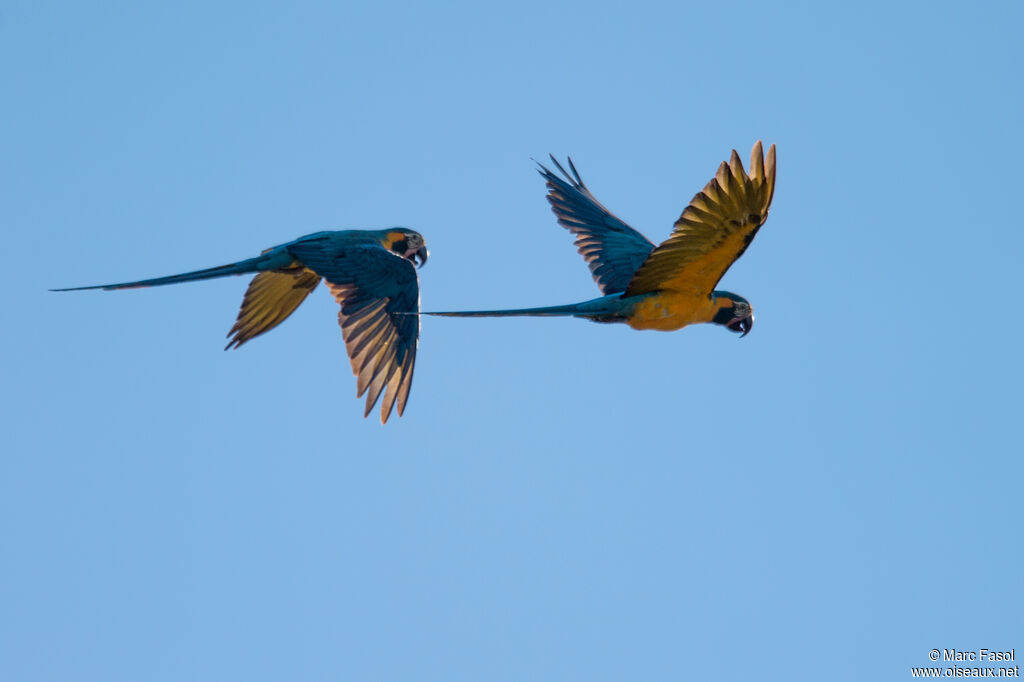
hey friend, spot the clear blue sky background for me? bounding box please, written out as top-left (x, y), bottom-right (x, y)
top-left (3, 2), bottom-right (1021, 680)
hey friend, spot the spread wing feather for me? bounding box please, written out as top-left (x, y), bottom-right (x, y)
top-left (225, 269), bottom-right (321, 349)
top-left (287, 242), bottom-right (419, 424)
top-left (624, 141), bottom-right (776, 298)
top-left (539, 156), bottom-right (656, 294)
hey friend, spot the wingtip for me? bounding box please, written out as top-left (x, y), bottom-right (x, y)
top-left (379, 389), bottom-right (399, 424)
top-left (750, 141), bottom-right (764, 180)
top-left (547, 155), bottom-right (582, 188)
top-left (728, 149), bottom-right (745, 182)
top-left (565, 156), bottom-right (583, 186)
top-left (765, 143), bottom-right (777, 205)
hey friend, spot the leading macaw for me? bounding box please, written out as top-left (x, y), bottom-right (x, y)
top-left (427, 141), bottom-right (775, 336)
top-left (52, 228), bottom-right (428, 423)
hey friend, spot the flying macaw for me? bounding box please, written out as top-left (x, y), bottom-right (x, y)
top-left (427, 141), bottom-right (775, 336)
top-left (52, 229), bottom-right (428, 423)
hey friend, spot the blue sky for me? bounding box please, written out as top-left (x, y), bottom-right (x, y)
top-left (3, 1), bottom-right (1021, 680)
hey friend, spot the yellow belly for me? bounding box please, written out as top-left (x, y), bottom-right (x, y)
top-left (627, 292), bottom-right (720, 331)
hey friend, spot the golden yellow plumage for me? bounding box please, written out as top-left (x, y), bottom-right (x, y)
top-left (225, 267), bottom-right (321, 349)
top-left (625, 142), bottom-right (776, 300)
top-left (627, 292), bottom-right (723, 331)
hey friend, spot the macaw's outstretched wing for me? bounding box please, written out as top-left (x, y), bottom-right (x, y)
top-left (287, 242), bottom-right (419, 424)
top-left (539, 156), bottom-right (656, 295)
top-left (624, 141), bottom-right (776, 298)
top-left (225, 268), bottom-right (322, 349)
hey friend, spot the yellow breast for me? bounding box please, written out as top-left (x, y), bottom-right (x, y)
top-left (628, 291), bottom-right (721, 331)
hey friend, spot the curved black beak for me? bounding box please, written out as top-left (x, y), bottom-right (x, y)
top-left (407, 245), bottom-right (429, 268)
top-left (727, 314), bottom-right (753, 338)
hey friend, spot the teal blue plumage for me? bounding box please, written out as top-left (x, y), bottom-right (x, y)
top-left (53, 228), bottom-right (428, 423)
top-left (537, 156), bottom-right (655, 295)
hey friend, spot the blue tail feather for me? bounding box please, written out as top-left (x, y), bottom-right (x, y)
top-left (423, 302), bottom-right (589, 318)
top-left (421, 294), bottom-right (635, 321)
top-left (50, 249), bottom-right (292, 292)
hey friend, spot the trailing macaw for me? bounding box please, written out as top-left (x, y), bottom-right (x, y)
top-left (52, 229), bottom-right (428, 423)
top-left (427, 141), bottom-right (775, 336)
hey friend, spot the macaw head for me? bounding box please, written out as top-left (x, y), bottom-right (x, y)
top-left (384, 228), bottom-right (429, 268)
top-left (711, 291), bottom-right (754, 337)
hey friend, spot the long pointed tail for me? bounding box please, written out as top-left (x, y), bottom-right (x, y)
top-left (50, 251), bottom-right (290, 292)
top-left (422, 302), bottom-right (594, 318)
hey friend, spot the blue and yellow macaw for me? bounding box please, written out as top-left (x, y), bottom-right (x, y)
top-left (53, 229), bottom-right (428, 423)
top-left (427, 141), bottom-right (775, 335)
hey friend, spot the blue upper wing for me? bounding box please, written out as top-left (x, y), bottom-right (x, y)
top-left (287, 238), bottom-right (419, 424)
top-left (538, 156), bottom-right (656, 295)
